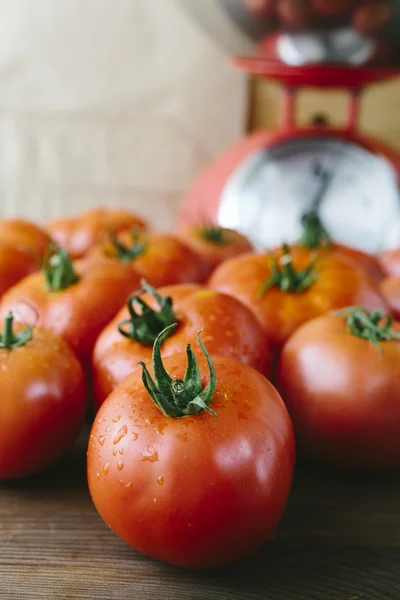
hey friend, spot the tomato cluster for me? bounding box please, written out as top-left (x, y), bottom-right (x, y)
top-left (244, 0), bottom-right (393, 36)
top-left (1, 208), bottom-right (400, 569)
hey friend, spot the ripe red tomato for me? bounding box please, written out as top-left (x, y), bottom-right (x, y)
top-left (92, 282), bottom-right (272, 410)
top-left (87, 230), bottom-right (207, 287)
top-left (46, 208), bottom-right (148, 259)
top-left (353, 1), bottom-right (392, 35)
top-left (278, 308), bottom-right (400, 469)
top-left (0, 313), bottom-right (86, 479)
top-left (88, 329), bottom-right (295, 568)
top-left (379, 248), bottom-right (400, 278)
top-left (209, 245), bottom-right (388, 350)
top-left (311, 0), bottom-right (356, 18)
top-left (0, 243), bottom-right (39, 299)
top-left (292, 213), bottom-right (384, 282)
top-left (0, 218), bottom-right (51, 261)
top-left (177, 225), bottom-right (253, 278)
top-left (277, 0), bottom-right (313, 29)
top-left (0, 247), bottom-right (141, 363)
top-left (380, 276), bottom-right (400, 320)
top-left (244, 0), bottom-right (276, 17)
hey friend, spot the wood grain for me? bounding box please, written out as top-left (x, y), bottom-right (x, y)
top-left (0, 429), bottom-right (399, 600)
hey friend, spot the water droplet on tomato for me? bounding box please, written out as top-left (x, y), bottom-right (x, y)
top-left (141, 446), bottom-right (159, 463)
top-left (155, 423), bottom-right (167, 435)
top-left (119, 447), bottom-right (124, 455)
top-left (119, 479), bottom-right (124, 486)
top-left (103, 416), bottom-right (108, 422)
top-left (157, 476), bottom-right (164, 486)
top-left (112, 449), bottom-right (117, 457)
top-left (105, 426), bottom-right (111, 433)
top-left (112, 415), bottom-right (121, 423)
top-left (117, 461), bottom-right (124, 471)
top-left (113, 425), bottom-right (128, 445)
top-left (98, 435), bottom-right (106, 446)
top-left (175, 432), bottom-right (187, 442)
top-left (103, 463), bottom-right (109, 475)
top-left (131, 432), bottom-right (139, 441)
top-left (126, 482), bottom-right (133, 491)
top-left (96, 472), bottom-right (100, 480)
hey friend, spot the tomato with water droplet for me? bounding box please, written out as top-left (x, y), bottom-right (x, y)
top-left (88, 335), bottom-right (294, 569)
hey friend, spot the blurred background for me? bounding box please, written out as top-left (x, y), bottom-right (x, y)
top-left (1, 0), bottom-right (400, 228)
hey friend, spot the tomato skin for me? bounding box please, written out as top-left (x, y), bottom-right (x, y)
top-left (0, 260), bottom-right (141, 363)
top-left (0, 219), bottom-right (51, 261)
top-left (209, 248), bottom-right (388, 350)
top-left (0, 324), bottom-right (86, 479)
top-left (88, 232), bottom-right (208, 287)
top-left (379, 249), bottom-right (400, 278)
top-left (92, 285), bottom-right (272, 410)
top-left (278, 314), bottom-right (400, 469)
top-left (177, 226), bottom-right (253, 278)
top-left (87, 354), bottom-right (295, 568)
top-left (273, 244), bottom-right (384, 283)
top-left (381, 277), bottom-right (400, 320)
top-left (353, 1), bottom-right (392, 35)
top-left (0, 243), bottom-right (39, 299)
top-left (46, 208), bottom-right (148, 260)
top-left (311, 0), bottom-right (356, 18)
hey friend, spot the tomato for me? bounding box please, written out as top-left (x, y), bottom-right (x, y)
top-left (0, 247), bottom-right (141, 363)
top-left (292, 212), bottom-right (384, 282)
top-left (278, 308), bottom-right (400, 469)
top-left (277, 0), bottom-right (313, 29)
top-left (353, 1), bottom-right (392, 35)
top-left (244, 0), bottom-right (276, 17)
top-left (0, 243), bottom-right (39, 299)
top-left (209, 245), bottom-right (388, 350)
top-left (0, 218), bottom-right (51, 261)
top-left (311, 0), bottom-right (356, 18)
top-left (381, 276), bottom-right (400, 320)
top-left (0, 312), bottom-right (86, 479)
top-left (92, 281), bottom-right (272, 410)
top-left (46, 208), bottom-right (148, 259)
top-left (87, 230), bottom-right (207, 287)
top-left (177, 225), bottom-right (253, 278)
top-left (88, 328), bottom-right (295, 568)
top-left (379, 248), bottom-right (400, 278)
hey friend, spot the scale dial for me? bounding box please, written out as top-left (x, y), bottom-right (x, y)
top-left (217, 136), bottom-right (400, 254)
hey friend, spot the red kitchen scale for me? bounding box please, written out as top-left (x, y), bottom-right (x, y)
top-left (178, 25), bottom-right (400, 255)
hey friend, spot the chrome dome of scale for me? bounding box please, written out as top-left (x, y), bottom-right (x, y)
top-left (176, 0), bottom-right (400, 66)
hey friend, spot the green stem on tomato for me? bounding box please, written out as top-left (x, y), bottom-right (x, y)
top-left (259, 243), bottom-right (319, 296)
top-left (138, 324), bottom-right (217, 418)
top-left (336, 307), bottom-right (400, 351)
top-left (107, 228), bottom-right (147, 263)
top-left (299, 211), bottom-right (332, 250)
top-left (43, 245), bottom-right (79, 292)
top-left (0, 313), bottom-right (32, 349)
top-left (118, 280), bottom-right (176, 346)
top-left (200, 225), bottom-right (232, 246)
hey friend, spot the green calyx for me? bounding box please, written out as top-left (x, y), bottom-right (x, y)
top-left (200, 225), bottom-right (232, 246)
top-left (300, 212), bottom-right (332, 250)
top-left (138, 324), bottom-right (217, 419)
top-left (107, 228), bottom-right (147, 263)
top-left (43, 246), bottom-right (79, 292)
top-left (259, 243), bottom-right (319, 296)
top-left (0, 313), bottom-right (32, 349)
top-left (118, 280), bottom-right (176, 346)
top-left (337, 307), bottom-right (400, 351)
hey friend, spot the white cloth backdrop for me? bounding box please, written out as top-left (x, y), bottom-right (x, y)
top-left (0, 0), bottom-right (247, 229)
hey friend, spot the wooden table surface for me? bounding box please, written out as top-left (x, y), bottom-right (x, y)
top-left (1, 429), bottom-right (399, 600)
